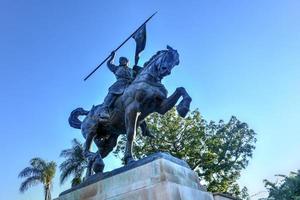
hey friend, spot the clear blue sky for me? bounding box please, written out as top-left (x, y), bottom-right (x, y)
top-left (0, 0), bottom-right (299, 199)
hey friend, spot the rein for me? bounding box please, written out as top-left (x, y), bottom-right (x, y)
top-left (130, 50), bottom-right (174, 91)
top-left (132, 79), bottom-right (165, 88)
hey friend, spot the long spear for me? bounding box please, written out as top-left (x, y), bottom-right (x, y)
top-left (83, 12), bottom-right (157, 81)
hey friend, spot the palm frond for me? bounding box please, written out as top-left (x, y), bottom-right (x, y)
top-left (60, 149), bottom-right (74, 157)
top-left (59, 138), bottom-right (87, 185)
top-left (60, 158), bottom-right (86, 171)
top-left (30, 157), bottom-right (47, 170)
top-left (43, 162), bottom-right (56, 185)
top-left (60, 166), bottom-right (75, 184)
top-left (47, 162), bottom-right (57, 173)
top-left (18, 167), bottom-right (41, 178)
top-left (60, 162), bottom-right (84, 184)
top-left (19, 176), bottom-right (41, 193)
top-left (71, 138), bottom-right (82, 147)
top-left (71, 176), bottom-right (82, 187)
top-left (45, 162), bottom-right (56, 176)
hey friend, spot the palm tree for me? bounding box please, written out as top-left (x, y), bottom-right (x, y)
top-left (18, 157), bottom-right (56, 200)
top-left (59, 138), bottom-right (88, 187)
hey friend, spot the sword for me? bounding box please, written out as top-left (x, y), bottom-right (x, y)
top-left (83, 12), bottom-right (157, 81)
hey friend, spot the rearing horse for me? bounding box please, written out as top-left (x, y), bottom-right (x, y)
top-left (69, 45), bottom-right (192, 177)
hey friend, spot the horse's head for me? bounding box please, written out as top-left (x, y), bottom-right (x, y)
top-left (141, 45), bottom-right (180, 81)
top-left (157, 45), bottom-right (180, 79)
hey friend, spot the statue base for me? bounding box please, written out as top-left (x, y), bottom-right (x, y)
top-left (55, 153), bottom-right (227, 200)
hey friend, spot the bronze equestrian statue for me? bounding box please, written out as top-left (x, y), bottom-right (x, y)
top-left (69, 46), bottom-right (192, 177)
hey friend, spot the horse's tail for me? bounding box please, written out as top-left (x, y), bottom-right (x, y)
top-left (68, 107), bottom-right (89, 129)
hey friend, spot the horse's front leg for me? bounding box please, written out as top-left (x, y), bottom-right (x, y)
top-left (85, 159), bottom-right (93, 178)
top-left (81, 123), bottom-right (98, 177)
top-left (157, 87), bottom-right (191, 117)
top-left (83, 132), bottom-right (96, 178)
top-left (176, 87), bottom-right (192, 117)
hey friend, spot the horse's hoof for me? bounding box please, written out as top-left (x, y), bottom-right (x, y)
top-left (147, 133), bottom-right (155, 139)
top-left (142, 129), bottom-right (155, 139)
top-left (125, 157), bottom-right (135, 165)
top-left (177, 105), bottom-right (189, 117)
top-left (93, 157), bottom-right (105, 173)
top-left (85, 151), bottom-right (97, 161)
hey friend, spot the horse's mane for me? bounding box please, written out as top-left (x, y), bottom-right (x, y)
top-left (142, 50), bottom-right (165, 69)
top-left (135, 47), bottom-right (178, 78)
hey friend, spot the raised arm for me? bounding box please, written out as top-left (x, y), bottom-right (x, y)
top-left (107, 51), bottom-right (118, 73)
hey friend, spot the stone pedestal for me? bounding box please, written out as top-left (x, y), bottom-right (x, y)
top-left (56, 153), bottom-right (219, 200)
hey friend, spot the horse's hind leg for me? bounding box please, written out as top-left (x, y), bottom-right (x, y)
top-left (140, 121), bottom-right (154, 138)
top-left (124, 105), bottom-right (138, 165)
top-left (89, 134), bottom-right (119, 174)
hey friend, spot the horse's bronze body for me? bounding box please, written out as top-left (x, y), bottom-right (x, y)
top-left (69, 46), bottom-right (191, 177)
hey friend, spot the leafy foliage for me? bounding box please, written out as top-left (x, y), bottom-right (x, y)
top-left (263, 170), bottom-right (300, 200)
top-left (18, 157), bottom-right (56, 200)
top-left (113, 108), bottom-right (256, 198)
top-left (59, 138), bottom-right (88, 187)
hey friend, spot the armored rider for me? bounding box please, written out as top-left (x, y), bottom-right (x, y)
top-left (100, 51), bottom-right (133, 118)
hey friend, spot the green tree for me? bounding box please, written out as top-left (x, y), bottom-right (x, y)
top-left (18, 157), bottom-right (56, 200)
top-left (59, 138), bottom-right (88, 187)
top-left (263, 170), bottom-right (300, 200)
top-left (113, 108), bottom-right (256, 198)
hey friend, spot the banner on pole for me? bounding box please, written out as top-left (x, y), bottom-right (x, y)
top-left (132, 25), bottom-right (146, 65)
